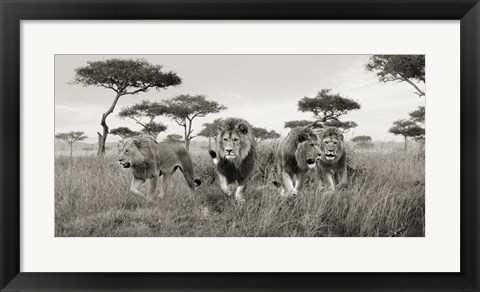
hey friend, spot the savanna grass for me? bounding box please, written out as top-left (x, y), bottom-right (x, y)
top-left (55, 145), bottom-right (425, 237)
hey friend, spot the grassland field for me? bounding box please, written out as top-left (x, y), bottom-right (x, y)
top-left (55, 142), bottom-right (425, 237)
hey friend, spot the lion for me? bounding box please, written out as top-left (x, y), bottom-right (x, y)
top-left (117, 134), bottom-right (201, 200)
top-left (275, 125), bottom-right (322, 197)
top-left (208, 118), bottom-right (256, 203)
top-left (316, 127), bottom-right (347, 191)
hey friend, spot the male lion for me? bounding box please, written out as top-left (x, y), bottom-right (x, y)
top-left (275, 125), bottom-right (322, 197)
top-left (117, 134), bottom-right (201, 199)
top-left (208, 118), bottom-right (256, 203)
top-left (316, 127), bottom-right (347, 191)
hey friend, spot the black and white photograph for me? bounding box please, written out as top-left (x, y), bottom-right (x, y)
top-left (55, 54), bottom-right (425, 237)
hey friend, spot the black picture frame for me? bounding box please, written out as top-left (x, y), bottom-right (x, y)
top-left (1, 0), bottom-right (479, 291)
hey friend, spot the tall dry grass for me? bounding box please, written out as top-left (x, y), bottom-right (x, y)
top-left (55, 144), bottom-right (424, 237)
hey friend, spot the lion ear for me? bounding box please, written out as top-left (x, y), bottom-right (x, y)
top-left (238, 123), bottom-right (248, 135)
top-left (298, 133), bottom-right (310, 142)
top-left (132, 138), bottom-right (140, 148)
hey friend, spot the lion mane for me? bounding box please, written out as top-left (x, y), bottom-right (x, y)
top-left (316, 127), bottom-right (347, 190)
top-left (275, 126), bottom-right (322, 196)
top-left (118, 134), bottom-right (201, 199)
top-left (208, 118), bottom-right (256, 202)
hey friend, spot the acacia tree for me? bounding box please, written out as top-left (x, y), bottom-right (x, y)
top-left (389, 119), bottom-right (425, 151)
top-left (351, 135), bottom-right (374, 149)
top-left (163, 95), bottom-right (227, 150)
top-left (71, 59), bottom-right (181, 155)
top-left (366, 55), bottom-right (425, 97)
top-left (323, 119), bottom-right (358, 131)
top-left (252, 127), bottom-right (281, 143)
top-left (163, 134), bottom-right (183, 144)
top-left (284, 119), bottom-right (356, 132)
top-left (409, 106), bottom-right (425, 148)
top-left (118, 100), bottom-right (168, 138)
top-left (198, 119), bottom-right (222, 149)
top-left (291, 89), bottom-right (360, 131)
top-left (55, 131), bottom-right (88, 157)
top-left (284, 120), bottom-right (313, 129)
top-left (109, 127), bottom-right (141, 139)
top-left (410, 106), bottom-right (425, 123)
top-left (298, 89), bottom-right (361, 121)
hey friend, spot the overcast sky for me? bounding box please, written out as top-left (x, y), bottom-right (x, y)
top-left (55, 55), bottom-right (425, 143)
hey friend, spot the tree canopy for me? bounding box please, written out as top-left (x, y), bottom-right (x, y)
top-left (284, 120), bottom-right (314, 129)
top-left (324, 119), bottom-right (358, 131)
top-left (284, 118), bottom-right (357, 131)
top-left (71, 58), bottom-right (181, 155)
top-left (118, 100), bottom-right (168, 138)
top-left (163, 134), bottom-right (183, 144)
top-left (252, 127), bottom-right (281, 142)
top-left (366, 55), bottom-right (425, 97)
top-left (109, 127), bottom-right (141, 139)
top-left (162, 95), bottom-right (227, 150)
top-left (298, 89), bottom-right (361, 122)
top-left (351, 135), bottom-right (372, 143)
top-left (72, 59), bottom-right (181, 94)
top-left (409, 106), bottom-right (425, 124)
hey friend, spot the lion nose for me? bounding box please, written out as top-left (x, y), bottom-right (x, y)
top-left (225, 148), bottom-right (233, 154)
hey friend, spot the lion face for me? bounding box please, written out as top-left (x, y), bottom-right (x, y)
top-left (216, 118), bottom-right (254, 165)
top-left (318, 127), bottom-right (344, 162)
top-left (220, 131), bottom-right (242, 160)
top-left (296, 132), bottom-right (323, 168)
top-left (117, 139), bottom-right (143, 168)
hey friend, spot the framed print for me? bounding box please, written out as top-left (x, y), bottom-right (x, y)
top-left (1, 0), bottom-right (479, 291)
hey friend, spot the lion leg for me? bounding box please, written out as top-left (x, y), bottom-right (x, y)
top-left (281, 171), bottom-right (297, 197)
top-left (217, 173), bottom-right (233, 197)
top-left (148, 176), bottom-right (158, 200)
top-left (325, 173), bottom-right (335, 191)
top-left (235, 180), bottom-right (247, 204)
top-left (336, 164), bottom-right (348, 189)
top-left (294, 173), bottom-right (306, 194)
top-left (130, 177), bottom-right (147, 198)
top-left (158, 169), bottom-right (175, 198)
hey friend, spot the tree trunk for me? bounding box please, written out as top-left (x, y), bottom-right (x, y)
top-left (208, 136), bottom-right (211, 149)
top-left (404, 136), bottom-right (408, 151)
top-left (98, 93), bottom-right (122, 156)
top-left (97, 132), bottom-right (104, 156)
top-left (183, 124), bottom-right (189, 151)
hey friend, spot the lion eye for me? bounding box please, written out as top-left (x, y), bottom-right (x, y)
top-left (125, 150), bottom-right (129, 153)
top-left (223, 138), bottom-right (228, 142)
top-left (233, 138), bottom-right (239, 142)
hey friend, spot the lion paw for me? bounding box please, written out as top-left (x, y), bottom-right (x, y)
top-left (235, 196), bottom-right (246, 204)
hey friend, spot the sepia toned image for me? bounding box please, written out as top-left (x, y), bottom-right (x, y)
top-left (55, 54), bottom-right (425, 237)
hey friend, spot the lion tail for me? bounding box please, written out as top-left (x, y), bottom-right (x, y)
top-left (208, 150), bottom-right (218, 165)
top-left (176, 147), bottom-right (202, 189)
